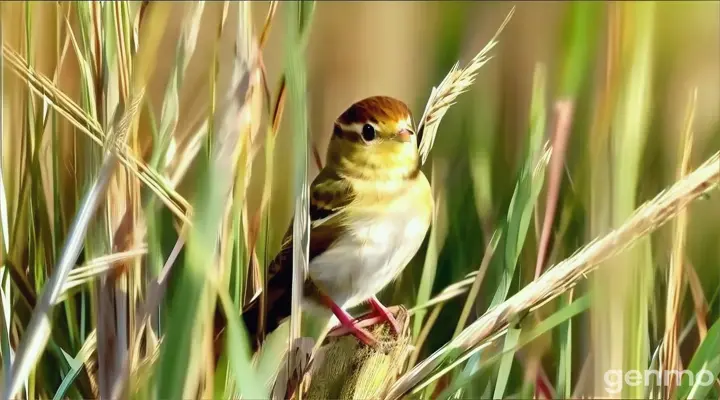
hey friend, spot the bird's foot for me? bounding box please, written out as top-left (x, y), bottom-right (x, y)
top-left (321, 293), bottom-right (377, 346)
top-left (368, 296), bottom-right (402, 335)
top-left (326, 317), bottom-right (378, 346)
top-left (327, 303), bottom-right (403, 338)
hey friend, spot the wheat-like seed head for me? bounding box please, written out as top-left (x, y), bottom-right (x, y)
top-left (416, 7), bottom-right (515, 165)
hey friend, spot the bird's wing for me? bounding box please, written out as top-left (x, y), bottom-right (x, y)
top-left (268, 168), bottom-right (354, 278)
top-left (244, 169), bottom-right (354, 317)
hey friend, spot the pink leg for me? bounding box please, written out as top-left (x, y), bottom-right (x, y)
top-left (320, 293), bottom-right (377, 346)
top-left (369, 296), bottom-right (401, 335)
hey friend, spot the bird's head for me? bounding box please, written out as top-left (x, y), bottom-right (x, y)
top-left (325, 96), bottom-right (419, 181)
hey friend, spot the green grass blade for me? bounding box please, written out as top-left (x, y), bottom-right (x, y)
top-left (597, 4), bottom-right (655, 398)
top-left (284, 1), bottom-right (315, 381)
top-left (558, 1), bottom-right (602, 97)
top-left (154, 145), bottom-right (214, 397)
top-left (51, 349), bottom-right (82, 400)
top-left (413, 163), bottom-right (444, 339)
top-left (676, 318), bottom-right (720, 400)
top-left (556, 293), bottom-right (573, 398)
top-left (216, 285), bottom-right (263, 399)
top-left (0, 271), bottom-right (13, 386)
top-left (492, 327), bottom-right (521, 399)
top-left (437, 295), bottom-right (590, 399)
top-left (490, 63), bottom-right (548, 308)
top-left (453, 63), bottom-right (549, 395)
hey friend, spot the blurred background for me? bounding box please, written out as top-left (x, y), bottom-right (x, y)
top-left (1, 1), bottom-right (719, 398)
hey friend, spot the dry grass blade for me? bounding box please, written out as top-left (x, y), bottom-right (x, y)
top-left (453, 230), bottom-right (501, 338)
top-left (684, 259), bottom-right (709, 340)
top-left (252, 77), bottom-right (287, 337)
top-left (660, 87), bottom-right (696, 398)
top-left (0, 15), bottom-right (7, 255)
top-left (152, 1), bottom-right (206, 169)
top-left (258, 1), bottom-right (278, 49)
top-left (60, 248), bottom-right (148, 296)
top-left (416, 7), bottom-right (514, 165)
top-left (409, 305), bottom-right (444, 368)
top-left (407, 272), bottom-right (477, 315)
top-left (386, 151), bottom-right (720, 400)
top-left (2, 43), bottom-right (191, 224)
top-left (1, 43), bottom-right (103, 138)
top-left (535, 100), bottom-right (574, 278)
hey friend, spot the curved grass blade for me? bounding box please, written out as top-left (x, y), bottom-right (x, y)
top-left (675, 318), bottom-right (720, 400)
top-left (51, 332), bottom-right (96, 400)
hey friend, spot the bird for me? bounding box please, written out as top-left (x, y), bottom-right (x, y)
top-left (241, 95), bottom-right (433, 350)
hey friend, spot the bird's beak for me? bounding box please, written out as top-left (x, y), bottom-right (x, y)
top-left (395, 128), bottom-right (413, 143)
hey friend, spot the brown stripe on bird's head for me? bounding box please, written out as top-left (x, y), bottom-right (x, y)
top-left (336, 96), bottom-right (413, 126)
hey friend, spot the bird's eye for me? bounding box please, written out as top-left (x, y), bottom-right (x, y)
top-left (362, 124), bottom-right (376, 141)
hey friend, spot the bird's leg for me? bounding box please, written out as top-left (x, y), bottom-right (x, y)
top-left (320, 293), bottom-right (377, 346)
top-left (368, 296), bottom-right (402, 335)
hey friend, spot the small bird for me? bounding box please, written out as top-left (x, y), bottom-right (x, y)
top-left (242, 96), bottom-right (433, 349)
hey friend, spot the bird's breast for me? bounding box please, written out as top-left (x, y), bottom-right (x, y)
top-left (306, 175), bottom-right (432, 311)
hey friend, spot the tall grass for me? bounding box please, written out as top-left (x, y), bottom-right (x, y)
top-left (0, 2), bottom-right (719, 399)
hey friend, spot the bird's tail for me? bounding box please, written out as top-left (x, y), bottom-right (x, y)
top-left (241, 273), bottom-right (293, 352)
top-left (213, 257), bottom-right (294, 355)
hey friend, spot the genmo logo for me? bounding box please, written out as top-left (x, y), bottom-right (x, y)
top-left (603, 369), bottom-right (716, 395)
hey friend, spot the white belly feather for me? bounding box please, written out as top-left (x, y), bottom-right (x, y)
top-left (306, 206), bottom-right (430, 313)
